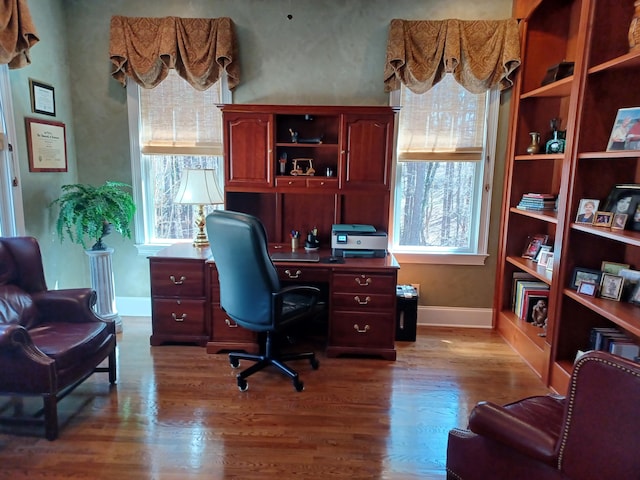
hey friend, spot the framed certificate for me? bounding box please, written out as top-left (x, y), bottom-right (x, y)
top-left (29, 79), bottom-right (56, 116)
top-left (25, 117), bottom-right (67, 172)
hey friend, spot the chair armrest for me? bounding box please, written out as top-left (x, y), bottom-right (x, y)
top-left (468, 401), bottom-right (559, 464)
top-left (0, 323), bottom-right (50, 362)
top-left (31, 288), bottom-right (102, 324)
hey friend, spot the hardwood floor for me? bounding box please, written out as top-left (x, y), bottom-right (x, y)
top-left (0, 318), bottom-right (549, 479)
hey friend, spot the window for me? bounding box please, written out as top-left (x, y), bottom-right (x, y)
top-left (127, 70), bottom-right (230, 254)
top-left (391, 75), bottom-right (499, 265)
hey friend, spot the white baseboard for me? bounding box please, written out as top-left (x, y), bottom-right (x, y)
top-left (117, 296), bottom-right (493, 329)
top-left (418, 305), bottom-right (493, 328)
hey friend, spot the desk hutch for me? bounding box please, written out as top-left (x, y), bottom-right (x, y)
top-left (149, 105), bottom-right (399, 360)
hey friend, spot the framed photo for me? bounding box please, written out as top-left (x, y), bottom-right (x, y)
top-left (601, 261), bottom-right (630, 275)
top-left (537, 249), bottom-right (553, 268)
top-left (25, 118), bottom-right (67, 172)
top-left (594, 211), bottom-right (613, 227)
top-left (545, 253), bottom-right (554, 273)
top-left (606, 107), bottom-right (640, 151)
top-left (611, 213), bottom-right (628, 230)
top-left (577, 280), bottom-right (597, 296)
top-left (575, 198), bottom-right (599, 224)
top-left (534, 244), bottom-right (552, 263)
top-left (599, 273), bottom-right (624, 301)
top-left (29, 79), bottom-right (56, 116)
top-left (522, 234), bottom-right (548, 260)
top-left (630, 282), bottom-right (640, 305)
top-left (602, 184), bottom-right (640, 231)
top-left (570, 267), bottom-right (602, 290)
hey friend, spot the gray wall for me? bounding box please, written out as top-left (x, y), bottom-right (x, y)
top-left (10, 0), bottom-right (512, 308)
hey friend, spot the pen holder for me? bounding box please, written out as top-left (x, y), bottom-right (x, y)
top-left (291, 237), bottom-right (299, 251)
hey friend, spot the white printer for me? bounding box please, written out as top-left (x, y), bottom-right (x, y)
top-left (331, 224), bottom-right (388, 258)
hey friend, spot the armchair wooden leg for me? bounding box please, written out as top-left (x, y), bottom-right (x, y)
top-left (43, 395), bottom-right (58, 441)
top-left (108, 348), bottom-right (117, 384)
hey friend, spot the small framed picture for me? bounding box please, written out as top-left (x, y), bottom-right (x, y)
top-left (522, 234), bottom-right (548, 260)
top-left (599, 273), bottom-right (624, 301)
top-left (534, 244), bottom-right (552, 263)
top-left (571, 267), bottom-right (602, 290)
top-left (537, 249), bottom-right (554, 268)
top-left (630, 282), bottom-right (640, 305)
top-left (611, 213), bottom-right (628, 230)
top-left (594, 211), bottom-right (613, 227)
top-left (601, 261), bottom-right (630, 275)
top-left (575, 198), bottom-right (599, 224)
top-left (577, 280), bottom-right (597, 296)
top-left (545, 253), bottom-right (554, 272)
top-left (606, 107), bottom-right (640, 151)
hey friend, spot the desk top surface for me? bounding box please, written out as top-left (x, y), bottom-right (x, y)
top-left (152, 242), bottom-right (399, 270)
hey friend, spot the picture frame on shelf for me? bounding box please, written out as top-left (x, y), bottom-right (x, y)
top-left (601, 261), bottom-right (631, 275)
top-left (602, 184), bottom-right (640, 230)
top-left (629, 282), bottom-right (640, 305)
top-left (537, 249), bottom-right (553, 268)
top-left (611, 213), bottom-right (628, 230)
top-left (577, 280), bottom-right (597, 297)
top-left (606, 107), bottom-right (640, 151)
top-left (522, 234), bottom-right (548, 260)
top-left (534, 244), bottom-right (552, 263)
top-left (575, 198), bottom-right (599, 224)
top-left (570, 267), bottom-right (602, 290)
top-left (594, 211), bottom-right (613, 227)
top-left (545, 254), bottom-right (554, 273)
top-left (599, 273), bottom-right (624, 301)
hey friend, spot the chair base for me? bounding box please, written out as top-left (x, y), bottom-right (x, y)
top-left (229, 350), bottom-right (319, 392)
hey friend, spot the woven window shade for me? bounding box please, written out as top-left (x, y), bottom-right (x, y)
top-left (0, 0), bottom-right (39, 69)
top-left (139, 70), bottom-right (224, 155)
top-left (397, 75), bottom-right (486, 161)
top-left (110, 16), bottom-right (239, 91)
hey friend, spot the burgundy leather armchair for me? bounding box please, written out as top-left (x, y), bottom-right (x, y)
top-left (446, 351), bottom-right (640, 479)
top-left (0, 236), bottom-right (116, 440)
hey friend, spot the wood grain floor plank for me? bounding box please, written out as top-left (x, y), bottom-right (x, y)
top-left (0, 318), bottom-right (549, 479)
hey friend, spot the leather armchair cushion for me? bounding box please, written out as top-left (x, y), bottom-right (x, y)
top-left (0, 242), bottom-right (18, 285)
top-left (0, 285), bottom-right (39, 328)
top-left (468, 395), bottom-right (565, 464)
top-left (29, 321), bottom-right (113, 372)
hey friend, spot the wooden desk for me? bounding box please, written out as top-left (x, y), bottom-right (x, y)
top-left (149, 243), bottom-right (399, 360)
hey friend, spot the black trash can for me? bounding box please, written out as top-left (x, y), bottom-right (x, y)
top-left (396, 285), bottom-right (418, 341)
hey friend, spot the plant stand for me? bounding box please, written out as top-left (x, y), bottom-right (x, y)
top-left (85, 248), bottom-right (122, 333)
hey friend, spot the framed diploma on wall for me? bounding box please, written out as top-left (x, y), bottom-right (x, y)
top-left (29, 79), bottom-right (56, 116)
top-left (25, 117), bottom-right (67, 172)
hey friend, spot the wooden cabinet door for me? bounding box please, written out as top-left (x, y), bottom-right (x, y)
top-left (224, 112), bottom-right (273, 188)
top-left (342, 113), bottom-right (393, 190)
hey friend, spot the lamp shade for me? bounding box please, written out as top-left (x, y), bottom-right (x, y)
top-left (174, 168), bottom-right (224, 205)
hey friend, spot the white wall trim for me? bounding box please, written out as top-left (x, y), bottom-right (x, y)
top-left (417, 305), bottom-right (493, 329)
top-left (117, 296), bottom-right (494, 330)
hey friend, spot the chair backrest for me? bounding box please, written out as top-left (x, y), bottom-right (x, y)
top-left (206, 210), bottom-right (280, 332)
top-left (557, 351), bottom-right (640, 480)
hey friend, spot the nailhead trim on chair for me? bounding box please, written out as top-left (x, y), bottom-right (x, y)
top-left (557, 355), bottom-right (640, 470)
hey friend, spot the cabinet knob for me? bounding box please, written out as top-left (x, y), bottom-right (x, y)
top-left (353, 324), bottom-right (370, 333)
top-left (172, 313), bottom-right (187, 322)
top-left (354, 295), bottom-right (371, 305)
top-left (224, 318), bottom-right (239, 328)
top-left (285, 269), bottom-right (302, 279)
top-left (355, 276), bottom-right (371, 286)
top-left (170, 275), bottom-right (186, 285)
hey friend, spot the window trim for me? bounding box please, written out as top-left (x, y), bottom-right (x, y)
top-left (127, 75), bottom-right (231, 256)
top-left (388, 83), bottom-right (500, 266)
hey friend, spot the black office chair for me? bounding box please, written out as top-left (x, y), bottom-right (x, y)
top-left (205, 210), bottom-right (322, 392)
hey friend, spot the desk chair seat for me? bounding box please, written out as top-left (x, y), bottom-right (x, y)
top-left (206, 210), bottom-right (323, 392)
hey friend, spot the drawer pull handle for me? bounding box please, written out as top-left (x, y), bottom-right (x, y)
top-left (225, 318), bottom-right (239, 328)
top-left (353, 324), bottom-right (370, 333)
top-left (354, 295), bottom-right (371, 305)
top-left (172, 313), bottom-right (187, 322)
top-left (355, 276), bottom-right (371, 286)
top-left (285, 269), bottom-right (302, 279)
top-left (170, 275), bottom-right (186, 285)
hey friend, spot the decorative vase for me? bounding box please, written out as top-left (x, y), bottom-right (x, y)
top-left (526, 132), bottom-right (541, 155)
top-left (630, 1), bottom-right (640, 50)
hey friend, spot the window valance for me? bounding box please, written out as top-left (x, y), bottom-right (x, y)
top-left (109, 16), bottom-right (239, 91)
top-left (0, 0), bottom-right (39, 69)
top-left (384, 18), bottom-right (520, 94)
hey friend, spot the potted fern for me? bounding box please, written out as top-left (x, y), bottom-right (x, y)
top-left (51, 181), bottom-right (135, 250)
top-left (50, 181), bottom-right (135, 333)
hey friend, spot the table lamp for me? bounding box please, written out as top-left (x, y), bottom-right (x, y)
top-left (174, 168), bottom-right (224, 247)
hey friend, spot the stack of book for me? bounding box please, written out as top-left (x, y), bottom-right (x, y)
top-left (590, 327), bottom-right (640, 361)
top-left (511, 273), bottom-right (550, 326)
top-left (516, 193), bottom-right (557, 211)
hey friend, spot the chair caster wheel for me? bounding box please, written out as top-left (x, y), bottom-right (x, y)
top-left (230, 358), bottom-right (240, 368)
top-left (293, 379), bottom-right (304, 392)
top-left (237, 377), bottom-right (248, 391)
top-left (310, 358), bottom-right (320, 370)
